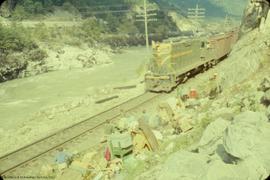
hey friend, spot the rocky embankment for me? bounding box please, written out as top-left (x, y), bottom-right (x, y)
top-left (44, 23), bottom-right (270, 179)
top-left (0, 19), bottom-right (114, 83)
top-left (0, 39), bottom-right (113, 83)
top-left (134, 11), bottom-right (270, 180)
top-left (41, 45), bottom-right (113, 72)
top-left (55, 10), bottom-right (270, 179)
top-left (137, 84), bottom-right (270, 179)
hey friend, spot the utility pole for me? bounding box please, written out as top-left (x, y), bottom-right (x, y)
top-left (136, 0), bottom-right (157, 49)
top-left (224, 14), bottom-right (232, 27)
top-left (144, 0), bottom-right (149, 49)
top-left (214, 0), bottom-right (232, 28)
top-left (187, 4), bottom-right (205, 20)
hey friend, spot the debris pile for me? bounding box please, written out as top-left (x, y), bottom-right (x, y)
top-left (39, 72), bottom-right (270, 180)
top-left (137, 111), bottom-right (270, 180)
top-left (136, 75), bottom-right (270, 180)
top-left (41, 15), bottom-right (270, 178)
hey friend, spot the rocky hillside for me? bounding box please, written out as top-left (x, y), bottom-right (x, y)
top-left (208, 0), bottom-right (248, 16)
top-left (133, 8), bottom-right (270, 180)
top-left (165, 0), bottom-right (248, 17)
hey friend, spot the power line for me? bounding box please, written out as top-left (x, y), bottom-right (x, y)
top-left (187, 4), bottom-right (205, 20)
top-left (135, 0), bottom-right (157, 49)
top-left (80, 9), bottom-right (132, 15)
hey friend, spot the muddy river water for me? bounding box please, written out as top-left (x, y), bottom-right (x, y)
top-left (0, 47), bottom-right (151, 129)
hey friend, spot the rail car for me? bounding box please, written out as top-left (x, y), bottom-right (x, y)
top-left (145, 29), bottom-right (239, 92)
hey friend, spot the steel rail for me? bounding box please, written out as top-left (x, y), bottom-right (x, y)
top-left (0, 92), bottom-right (159, 175)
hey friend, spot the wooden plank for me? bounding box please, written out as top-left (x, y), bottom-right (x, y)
top-left (95, 96), bottom-right (119, 104)
top-left (138, 119), bottom-right (159, 151)
top-left (113, 85), bottom-right (137, 90)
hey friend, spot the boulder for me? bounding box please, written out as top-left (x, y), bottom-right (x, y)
top-left (185, 98), bottom-right (201, 109)
top-left (258, 77), bottom-right (270, 92)
top-left (166, 97), bottom-right (179, 111)
top-left (157, 102), bottom-right (174, 125)
top-left (157, 151), bottom-right (209, 180)
top-left (237, 157), bottom-right (269, 180)
top-left (261, 90), bottom-right (270, 107)
top-left (117, 116), bottom-right (138, 131)
top-left (202, 158), bottom-right (268, 180)
top-left (148, 115), bottom-right (161, 128)
top-left (198, 118), bottom-right (230, 155)
top-left (223, 111), bottom-right (270, 173)
top-left (211, 107), bottom-right (235, 120)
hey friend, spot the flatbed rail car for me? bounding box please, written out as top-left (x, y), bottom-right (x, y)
top-left (145, 30), bottom-right (239, 92)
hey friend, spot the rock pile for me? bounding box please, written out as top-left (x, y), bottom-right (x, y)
top-left (44, 46), bottom-right (113, 71)
top-left (224, 112), bottom-right (270, 172)
top-left (138, 111), bottom-right (270, 180)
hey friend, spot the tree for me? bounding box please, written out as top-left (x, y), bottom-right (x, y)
top-left (23, 0), bottom-right (35, 14)
top-left (12, 5), bottom-right (28, 19)
top-left (8, 0), bottom-right (18, 11)
top-left (33, 1), bottom-right (44, 14)
top-left (118, 17), bottom-right (138, 34)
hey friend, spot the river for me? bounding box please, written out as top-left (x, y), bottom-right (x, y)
top-left (0, 47), bottom-right (151, 129)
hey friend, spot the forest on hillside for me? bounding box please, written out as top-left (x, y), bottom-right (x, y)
top-left (1, 0), bottom-right (180, 39)
top-left (0, 0), bottom-right (181, 82)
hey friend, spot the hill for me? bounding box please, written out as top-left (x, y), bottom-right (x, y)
top-left (163, 0), bottom-right (248, 18)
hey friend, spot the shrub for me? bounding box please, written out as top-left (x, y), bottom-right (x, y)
top-left (33, 1), bottom-right (44, 14)
top-left (62, 2), bottom-right (79, 15)
top-left (80, 18), bottom-right (107, 40)
top-left (27, 49), bottom-right (48, 62)
top-left (0, 23), bottom-right (47, 82)
top-left (31, 23), bottom-right (50, 41)
top-left (0, 23), bottom-right (36, 54)
top-left (12, 5), bottom-right (29, 20)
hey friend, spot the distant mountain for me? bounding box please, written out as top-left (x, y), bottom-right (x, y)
top-left (155, 0), bottom-right (248, 18)
top-left (207, 0), bottom-right (248, 16)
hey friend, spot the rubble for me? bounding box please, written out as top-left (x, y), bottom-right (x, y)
top-left (69, 160), bottom-right (93, 176)
top-left (55, 148), bottom-right (73, 167)
top-left (116, 115), bottom-right (138, 132)
top-left (173, 113), bottom-right (194, 133)
top-left (147, 115), bottom-right (161, 129)
top-left (82, 152), bottom-right (97, 163)
top-left (56, 169), bottom-right (84, 180)
top-left (40, 165), bottom-right (54, 176)
top-left (106, 158), bottom-right (123, 178)
top-left (76, 54), bottom-right (97, 68)
top-left (157, 102), bottom-right (174, 125)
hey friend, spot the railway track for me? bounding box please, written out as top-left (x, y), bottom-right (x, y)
top-left (0, 92), bottom-right (159, 175)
